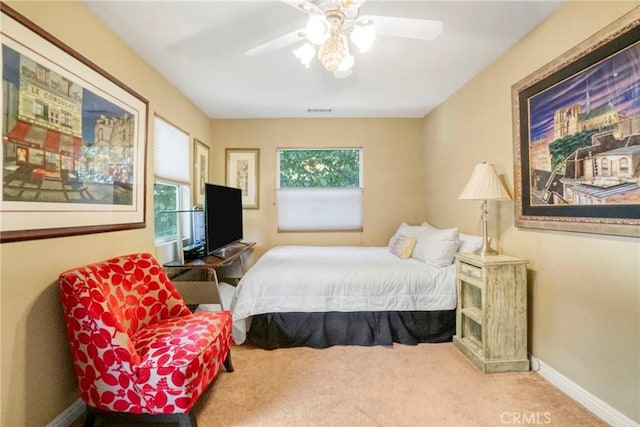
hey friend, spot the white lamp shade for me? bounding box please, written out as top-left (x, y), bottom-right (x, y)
top-left (459, 162), bottom-right (511, 200)
top-left (293, 43), bottom-right (316, 68)
top-left (338, 54), bottom-right (354, 71)
top-left (351, 19), bottom-right (376, 52)
top-left (305, 15), bottom-right (331, 45)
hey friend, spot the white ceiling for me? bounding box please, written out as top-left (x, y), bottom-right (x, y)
top-left (85, 0), bottom-right (562, 119)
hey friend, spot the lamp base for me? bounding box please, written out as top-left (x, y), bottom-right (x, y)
top-left (475, 200), bottom-right (500, 256)
top-left (473, 245), bottom-right (499, 256)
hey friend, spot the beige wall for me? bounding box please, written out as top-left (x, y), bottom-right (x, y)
top-left (210, 118), bottom-right (427, 261)
top-left (0, 2), bottom-right (212, 425)
top-left (0, 4), bottom-right (426, 423)
top-left (3, 1), bottom-right (638, 425)
top-left (422, 2), bottom-right (640, 422)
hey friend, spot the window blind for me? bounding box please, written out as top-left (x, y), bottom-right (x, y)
top-left (153, 116), bottom-right (189, 183)
top-left (277, 188), bottom-right (363, 231)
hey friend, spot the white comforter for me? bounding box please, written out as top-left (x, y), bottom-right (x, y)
top-left (231, 245), bottom-right (456, 344)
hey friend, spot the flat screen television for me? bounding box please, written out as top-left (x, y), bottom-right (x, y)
top-left (205, 183), bottom-right (243, 256)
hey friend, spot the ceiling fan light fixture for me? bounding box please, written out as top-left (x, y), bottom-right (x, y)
top-left (245, 1), bottom-right (445, 79)
top-left (305, 15), bottom-right (331, 45)
top-left (318, 31), bottom-right (346, 72)
top-left (293, 42), bottom-right (316, 68)
top-left (351, 19), bottom-right (376, 52)
top-left (337, 34), bottom-right (354, 71)
top-left (338, 54), bottom-right (355, 72)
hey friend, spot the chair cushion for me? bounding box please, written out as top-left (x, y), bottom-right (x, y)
top-left (129, 310), bottom-right (233, 413)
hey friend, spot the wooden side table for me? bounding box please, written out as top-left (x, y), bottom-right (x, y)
top-left (452, 252), bottom-right (529, 373)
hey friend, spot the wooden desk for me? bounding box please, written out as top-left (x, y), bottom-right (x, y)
top-left (164, 241), bottom-right (255, 270)
top-left (163, 242), bottom-right (255, 309)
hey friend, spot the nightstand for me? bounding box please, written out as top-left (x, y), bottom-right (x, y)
top-left (452, 252), bottom-right (529, 373)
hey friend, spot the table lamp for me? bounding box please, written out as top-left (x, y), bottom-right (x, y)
top-left (459, 162), bottom-right (511, 256)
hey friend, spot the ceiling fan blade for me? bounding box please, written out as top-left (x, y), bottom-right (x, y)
top-left (360, 15), bottom-right (443, 41)
top-left (244, 28), bottom-right (304, 57)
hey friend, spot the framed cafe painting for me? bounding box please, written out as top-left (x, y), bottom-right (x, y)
top-left (512, 8), bottom-right (640, 237)
top-left (1, 5), bottom-right (149, 243)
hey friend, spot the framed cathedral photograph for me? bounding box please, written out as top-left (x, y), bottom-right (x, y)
top-left (1, 5), bottom-right (149, 242)
top-left (512, 8), bottom-right (640, 237)
top-left (226, 148), bottom-right (259, 209)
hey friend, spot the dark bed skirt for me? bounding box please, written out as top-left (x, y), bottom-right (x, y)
top-left (246, 310), bottom-right (456, 350)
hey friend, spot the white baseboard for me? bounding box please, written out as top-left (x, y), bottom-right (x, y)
top-left (530, 354), bottom-right (639, 427)
top-left (46, 398), bottom-right (85, 427)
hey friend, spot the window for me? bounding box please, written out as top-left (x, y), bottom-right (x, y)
top-left (277, 148), bottom-right (363, 231)
top-left (60, 77), bottom-right (71, 96)
top-left (36, 65), bottom-right (49, 84)
top-left (619, 157), bottom-right (629, 174)
top-left (60, 111), bottom-right (72, 128)
top-left (34, 100), bottom-right (48, 119)
top-left (153, 116), bottom-right (191, 244)
top-left (154, 181), bottom-right (191, 243)
top-left (600, 158), bottom-right (609, 177)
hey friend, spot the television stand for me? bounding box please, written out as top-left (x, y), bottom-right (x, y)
top-left (210, 247), bottom-right (230, 260)
top-left (163, 241), bottom-right (256, 309)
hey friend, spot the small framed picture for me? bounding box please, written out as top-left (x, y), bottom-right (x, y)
top-left (226, 148), bottom-right (259, 209)
top-left (193, 139), bottom-right (209, 208)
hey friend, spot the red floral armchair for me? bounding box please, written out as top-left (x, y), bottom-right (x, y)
top-left (59, 252), bottom-right (233, 426)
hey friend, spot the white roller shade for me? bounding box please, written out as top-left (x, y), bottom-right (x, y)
top-left (153, 116), bottom-right (189, 183)
top-left (277, 188), bottom-right (363, 231)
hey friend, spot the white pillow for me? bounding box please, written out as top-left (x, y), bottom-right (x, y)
top-left (412, 227), bottom-right (460, 267)
top-left (423, 221), bottom-right (483, 254)
top-left (421, 221), bottom-right (437, 230)
top-left (388, 222), bottom-right (429, 245)
top-left (458, 233), bottom-right (483, 253)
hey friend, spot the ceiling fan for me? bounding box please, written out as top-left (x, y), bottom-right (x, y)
top-left (243, 0), bottom-right (443, 78)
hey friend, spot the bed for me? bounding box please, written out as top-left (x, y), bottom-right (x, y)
top-left (230, 223), bottom-right (477, 349)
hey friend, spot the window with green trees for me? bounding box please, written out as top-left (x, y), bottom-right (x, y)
top-left (154, 182), bottom-right (178, 241)
top-left (278, 149), bottom-right (361, 188)
top-left (277, 148), bottom-right (363, 231)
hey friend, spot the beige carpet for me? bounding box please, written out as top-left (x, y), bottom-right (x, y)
top-left (79, 342), bottom-right (606, 426)
top-left (198, 342), bottom-right (604, 426)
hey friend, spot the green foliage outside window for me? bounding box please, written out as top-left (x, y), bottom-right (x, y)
top-left (154, 183), bottom-right (178, 239)
top-left (279, 149), bottom-right (361, 188)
